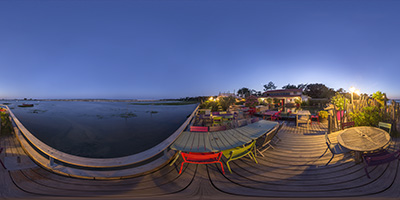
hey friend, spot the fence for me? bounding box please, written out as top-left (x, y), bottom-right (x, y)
top-left (327, 96), bottom-right (399, 136)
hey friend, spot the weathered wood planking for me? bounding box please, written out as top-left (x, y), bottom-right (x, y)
top-left (337, 126), bottom-right (391, 152)
top-left (2, 120), bottom-right (400, 199)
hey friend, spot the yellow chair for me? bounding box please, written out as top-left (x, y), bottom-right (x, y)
top-left (213, 116), bottom-right (223, 126)
top-left (378, 122), bottom-right (392, 134)
top-left (222, 140), bottom-right (258, 173)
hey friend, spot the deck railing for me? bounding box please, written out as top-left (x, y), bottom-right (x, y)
top-left (2, 103), bottom-right (199, 178)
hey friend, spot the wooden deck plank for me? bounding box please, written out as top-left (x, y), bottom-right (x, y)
top-left (2, 121), bottom-right (400, 199)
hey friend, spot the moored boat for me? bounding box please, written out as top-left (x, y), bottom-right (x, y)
top-left (18, 104), bottom-right (34, 107)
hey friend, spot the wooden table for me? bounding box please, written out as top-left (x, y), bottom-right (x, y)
top-left (171, 120), bottom-right (278, 153)
top-left (337, 126), bottom-right (391, 163)
top-left (169, 120), bottom-right (278, 166)
top-left (296, 110), bottom-right (311, 127)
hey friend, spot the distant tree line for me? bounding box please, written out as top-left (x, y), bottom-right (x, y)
top-left (236, 81), bottom-right (354, 99)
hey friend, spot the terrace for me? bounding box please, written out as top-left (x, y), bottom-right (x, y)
top-left (1, 122), bottom-right (400, 199)
top-left (0, 92), bottom-right (399, 199)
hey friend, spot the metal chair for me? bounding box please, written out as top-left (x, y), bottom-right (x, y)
top-left (256, 122), bottom-right (284, 157)
top-left (363, 149), bottom-right (400, 178)
top-left (322, 132), bottom-right (351, 165)
top-left (378, 122), bottom-right (392, 134)
top-left (222, 140), bottom-right (257, 173)
top-left (179, 152), bottom-right (225, 174)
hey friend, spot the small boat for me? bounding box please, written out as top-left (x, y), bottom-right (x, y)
top-left (18, 104), bottom-right (34, 107)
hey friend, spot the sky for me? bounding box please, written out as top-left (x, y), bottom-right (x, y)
top-left (0, 0), bottom-right (399, 100)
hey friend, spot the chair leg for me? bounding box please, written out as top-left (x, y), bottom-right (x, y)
top-left (325, 154), bottom-right (334, 166)
top-left (0, 159), bottom-right (6, 170)
top-left (226, 161), bottom-right (232, 173)
top-left (250, 152), bottom-right (258, 164)
top-left (218, 162), bottom-right (225, 174)
top-left (257, 149), bottom-right (265, 157)
top-left (364, 167), bottom-right (371, 179)
top-left (179, 162), bottom-right (186, 174)
top-left (320, 147), bottom-right (329, 158)
top-left (268, 143), bottom-right (275, 149)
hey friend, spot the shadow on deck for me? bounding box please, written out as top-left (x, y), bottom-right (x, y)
top-left (1, 122), bottom-right (399, 199)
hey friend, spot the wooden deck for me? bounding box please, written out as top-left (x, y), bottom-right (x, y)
top-left (1, 121), bottom-right (400, 199)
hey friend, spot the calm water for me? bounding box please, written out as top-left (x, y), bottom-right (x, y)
top-left (3, 100), bottom-right (197, 158)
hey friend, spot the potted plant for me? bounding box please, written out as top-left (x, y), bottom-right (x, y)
top-left (318, 110), bottom-right (329, 123)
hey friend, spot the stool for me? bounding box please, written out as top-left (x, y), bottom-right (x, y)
top-left (310, 115), bottom-right (319, 124)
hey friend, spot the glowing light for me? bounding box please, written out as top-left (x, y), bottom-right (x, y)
top-left (209, 97), bottom-right (213, 101)
top-left (355, 90), bottom-right (360, 95)
top-left (350, 87), bottom-right (355, 93)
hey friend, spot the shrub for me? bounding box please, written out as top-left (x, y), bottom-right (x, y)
top-left (301, 100), bottom-right (309, 107)
top-left (331, 93), bottom-right (350, 110)
top-left (245, 96), bottom-right (259, 108)
top-left (1, 112), bottom-right (13, 135)
top-left (350, 106), bottom-right (384, 127)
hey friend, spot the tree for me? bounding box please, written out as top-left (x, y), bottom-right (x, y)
top-left (263, 81), bottom-right (277, 91)
top-left (282, 83), bottom-right (307, 90)
top-left (237, 87), bottom-right (251, 98)
top-left (372, 91), bottom-right (386, 107)
top-left (303, 83), bottom-right (335, 99)
top-left (282, 84), bottom-right (297, 89)
top-left (336, 88), bottom-right (346, 94)
top-left (219, 96), bottom-right (236, 111)
top-left (251, 89), bottom-right (262, 97)
top-left (297, 83), bottom-right (307, 90)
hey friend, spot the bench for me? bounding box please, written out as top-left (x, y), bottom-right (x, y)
top-left (363, 149), bottom-right (400, 178)
top-left (190, 126), bottom-right (208, 132)
top-left (341, 121), bottom-right (355, 130)
top-left (179, 152), bottom-right (225, 174)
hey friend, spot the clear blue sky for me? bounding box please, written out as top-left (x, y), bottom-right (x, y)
top-left (1, 0), bottom-right (399, 99)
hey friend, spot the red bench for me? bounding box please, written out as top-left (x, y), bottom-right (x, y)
top-left (341, 121), bottom-right (355, 130)
top-left (179, 152), bottom-right (225, 174)
top-left (190, 126), bottom-right (208, 132)
top-left (363, 149), bottom-right (400, 178)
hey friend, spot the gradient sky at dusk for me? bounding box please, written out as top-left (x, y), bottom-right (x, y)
top-left (1, 0), bottom-right (399, 99)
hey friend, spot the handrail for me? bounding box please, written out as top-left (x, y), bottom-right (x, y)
top-left (3, 104), bottom-right (199, 168)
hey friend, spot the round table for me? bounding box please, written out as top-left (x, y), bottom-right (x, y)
top-left (337, 126), bottom-right (391, 163)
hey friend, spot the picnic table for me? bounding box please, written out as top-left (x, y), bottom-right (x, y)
top-left (337, 126), bottom-right (391, 163)
top-left (296, 110), bottom-right (311, 127)
top-left (171, 120), bottom-right (279, 153)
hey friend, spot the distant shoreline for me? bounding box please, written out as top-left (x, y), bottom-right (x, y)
top-left (1, 99), bottom-right (181, 102)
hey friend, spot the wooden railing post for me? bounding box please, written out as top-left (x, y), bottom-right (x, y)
top-left (328, 115), bottom-right (332, 134)
top-left (49, 156), bottom-right (55, 168)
